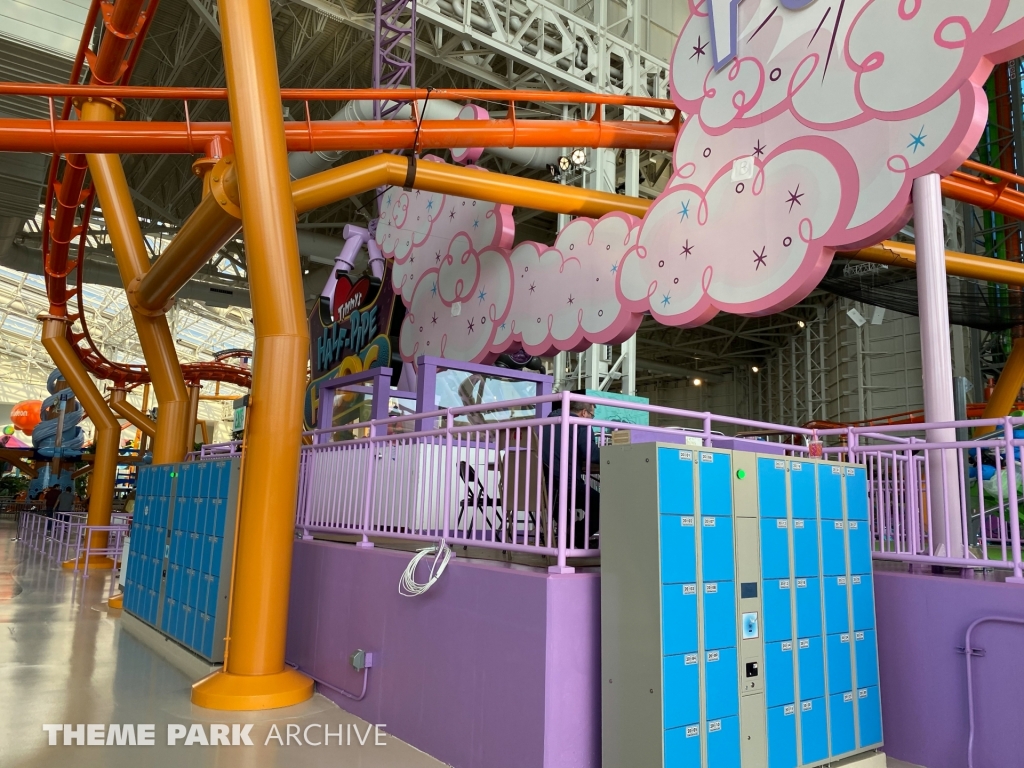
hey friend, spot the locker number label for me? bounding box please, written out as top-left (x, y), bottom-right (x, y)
top-left (837, 577), bottom-right (847, 585)
top-left (801, 701), bottom-right (813, 711)
top-left (780, 580), bottom-right (790, 589)
top-left (707, 650), bottom-right (721, 662)
top-left (799, 638), bottom-right (810, 649)
top-left (856, 631), bottom-right (865, 641)
top-left (685, 653), bottom-right (698, 665)
top-left (844, 692), bottom-right (854, 702)
top-left (681, 516), bottom-right (695, 527)
top-left (846, 468), bottom-right (856, 476)
top-left (683, 584), bottom-right (697, 596)
top-left (796, 579), bottom-right (807, 588)
top-left (705, 583), bottom-right (719, 594)
top-left (792, 462), bottom-right (802, 471)
top-left (852, 575), bottom-right (862, 585)
top-left (685, 725), bottom-right (700, 738)
top-left (708, 720), bottom-right (722, 733)
top-left (848, 521), bottom-right (859, 529)
top-left (859, 689), bottom-right (869, 698)
top-left (704, 517), bottom-right (716, 527)
top-left (832, 466), bottom-right (842, 475)
top-left (775, 460), bottom-right (786, 469)
top-left (784, 705), bottom-right (795, 715)
top-left (834, 521), bottom-right (845, 529)
top-left (782, 641), bottom-right (793, 651)
top-left (700, 452), bottom-right (714, 463)
top-left (679, 450), bottom-right (693, 461)
top-left (776, 519), bottom-right (788, 529)
top-left (841, 633), bottom-right (850, 643)
top-left (794, 519), bottom-right (805, 528)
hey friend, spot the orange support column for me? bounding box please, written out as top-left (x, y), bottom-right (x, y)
top-left (191, 0), bottom-right (312, 709)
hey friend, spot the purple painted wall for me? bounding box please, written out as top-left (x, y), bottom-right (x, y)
top-left (874, 572), bottom-right (1024, 768)
top-left (286, 540), bottom-right (600, 768)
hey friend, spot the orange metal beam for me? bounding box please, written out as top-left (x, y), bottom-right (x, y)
top-left (0, 448), bottom-right (38, 478)
top-left (844, 239), bottom-right (1024, 286)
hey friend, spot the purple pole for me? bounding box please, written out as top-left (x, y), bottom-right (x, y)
top-left (914, 173), bottom-right (964, 558)
top-left (550, 389), bottom-right (574, 574)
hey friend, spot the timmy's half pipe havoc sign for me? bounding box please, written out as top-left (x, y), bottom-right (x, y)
top-left (303, 266), bottom-right (403, 429)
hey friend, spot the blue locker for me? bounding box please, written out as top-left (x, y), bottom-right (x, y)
top-left (701, 516), bottom-right (734, 582)
top-left (154, 527), bottom-right (166, 563)
top-left (180, 568), bottom-right (194, 608)
top-left (136, 554), bottom-right (149, 588)
top-left (792, 519), bottom-right (819, 577)
top-left (191, 532), bottom-right (204, 570)
top-left (658, 448), bottom-right (695, 514)
top-left (206, 498), bottom-right (222, 536)
top-left (764, 641), bottom-right (795, 708)
top-left (789, 461), bottom-right (816, 519)
top-left (704, 647), bottom-right (739, 720)
top-left (178, 463), bottom-right (194, 499)
top-left (762, 579), bottom-right (792, 643)
top-left (193, 499), bottom-right (207, 537)
top-left (826, 633), bottom-right (853, 693)
top-left (823, 577), bottom-right (850, 635)
top-left (662, 584), bottom-right (698, 655)
top-left (182, 605), bottom-right (195, 646)
top-left (199, 536), bottom-right (213, 576)
top-left (201, 613), bottom-right (216, 658)
top-left (136, 470), bottom-right (150, 498)
top-left (203, 574), bottom-right (219, 615)
top-left (758, 458), bottom-right (788, 518)
top-left (147, 588), bottom-right (158, 624)
top-left (208, 536), bottom-right (223, 577)
top-left (766, 705), bottom-right (797, 768)
top-left (162, 598), bottom-right (176, 634)
top-left (857, 686), bottom-right (883, 746)
top-left (829, 692), bottom-right (856, 756)
top-left (214, 461), bottom-right (232, 498)
top-left (760, 518), bottom-right (791, 580)
top-left (194, 461), bottom-right (210, 498)
top-left (851, 574), bottom-right (875, 631)
top-left (797, 636), bottom-right (825, 701)
top-left (706, 716), bottom-right (741, 768)
top-left (699, 451), bottom-right (733, 517)
top-left (197, 575), bottom-right (211, 620)
top-left (194, 611), bottom-right (209, 655)
top-left (660, 514), bottom-right (696, 584)
top-left (821, 520), bottom-right (847, 575)
top-left (818, 464), bottom-right (844, 519)
top-left (702, 581), bottom-right (737, 650)
top-left (187, 567), bottom-right (200, 608)
top-left (845, 468), bottom-right (869, 520)
top-left (847, 520), bottom-right (872, 574)
top-left (664, 725), bottom-right (701, 768)
top-left (663, 654), bottom-right (700, 729)
top-left (799, 698), bottom-right (829, 765)
top-left (854, 629), bottom-right (879, 688)
top-left (206, 461), bottom-right (222, 499)
top-left (166, 563), bottom-right (179, 602)
top-left (794, 577), bottom-right (822, 638)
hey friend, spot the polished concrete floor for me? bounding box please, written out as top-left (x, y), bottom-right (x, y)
top-left (0, 519), bottom-right (446, 768)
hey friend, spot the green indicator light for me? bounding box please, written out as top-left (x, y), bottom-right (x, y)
top-left (736, 469), bottom-right (746, 480)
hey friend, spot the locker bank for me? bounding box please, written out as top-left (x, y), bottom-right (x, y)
top-left (602, 445), bottom-right (882, 768)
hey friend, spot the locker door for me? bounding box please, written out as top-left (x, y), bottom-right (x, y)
top-left (797, 636), bottom-right (825, 701)
top-left (662, 584), bottom-right (698, 656)
top-left (664, 724), bottom-right (701, 768)
top-left (845, 467), bottom-right (869, 520)
top-left (857, 686), bottom-right (883, 747)
top-left (766, 704), bottom-right (797, 768)
top-left (762, 579), bottom-right (793, 644)
top-left (704, 647), bottom-right (739, 720)
top-left (792, 519), bottom-right (819, 577)
top-left (818, 464), bottom-right (844, 519)
top-left (789, 460), bottom-right (816, 519)
top-left (854, 629), bottom-right (879, 689)
top-left (706, 716), bottom-right (741, 768)
top-left (821, 519), bottom-right (847, 576)
top-left (826, 633), bottom-right (853, 693)
top-left (758, 458), bottom-right (788, 518)
top-left (823, 577), bottom-right (850, 635)
top-left (847, 519), bottom-right (872, 575)
top-left (794, 577), bottom-right (822, 638)
top-left (701, 515), bottom-right (735, 583)
top-left (663, 654), bottom-right (700, 729)
top-left (702, 581), bottom-right (738, 651)
top-left (760, 517), bottom-right (791, 580)
top-left (765, 641), bottom-right (795, 708)
top-left (659, 448), bottom-right (695, 515)
top-left (851, 574), bottom-right (876, 631)
top-left (661, 514), bottom-right (697, 584)
top-left (829, 691), bottom-right (856, 756)
top-left (698, 451), bottom-right (733, 517)
top-left (799, 697), bottom-right (829, 765)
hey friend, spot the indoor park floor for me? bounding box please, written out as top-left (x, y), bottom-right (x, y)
top-left (0, 519), bottom-right (446, 768)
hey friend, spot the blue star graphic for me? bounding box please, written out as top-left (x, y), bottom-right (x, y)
top-left (472, 218), bottom-right (480, 229)
top-left (385, 193), bottom-right (392, 207)
top-left (610, 263), bottom-right (618, 273)
top-left (661, 293), bottom-right (671, 307)
top-left (426, 198), bottom-right (434, 211)
top-left (908, 126), bottom-right (927, 153)
top-left (430, 282), bottom-right (437, 297)
top-left (678, 200), bottom-right (691, 221)
top-left (500, 322), bottom-right (507, 330)
top-left (478, 288), bottom-right (487, 303)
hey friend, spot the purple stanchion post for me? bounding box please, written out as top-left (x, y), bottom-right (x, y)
top-left (550, 389), bottom-right (573, 574)
top-left (1004, 417), bottom-right (1024, 582)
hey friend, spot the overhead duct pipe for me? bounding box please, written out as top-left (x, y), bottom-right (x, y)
top-left (842, 240), bottom-right (1024, 287)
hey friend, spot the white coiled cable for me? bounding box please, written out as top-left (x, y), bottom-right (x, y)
top-left (399, 538), bottom-right (452, 597)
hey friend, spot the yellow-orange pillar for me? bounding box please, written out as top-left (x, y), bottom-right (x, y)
top-left (81, 99), bottom-right (192, 463)
top-left (39, 315), bottom-right (119, 568)
top-left (191, 0), bottom-right (312, 709)
top-left (109, 388), bottom-right (157, 440)
top-left (976, 338), bottom-right (1024, 437)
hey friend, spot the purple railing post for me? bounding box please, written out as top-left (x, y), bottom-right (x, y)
top-left (550, 389), bottom-right (573, 574)
top-left (357, 419), bottom-right (378, 549)
top-left (702, 413), bottom-right (712, 446)
top-left (1004, 417), bottom-right (1024, 582)
top-left (442, 410), bottom-right (454, 538)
